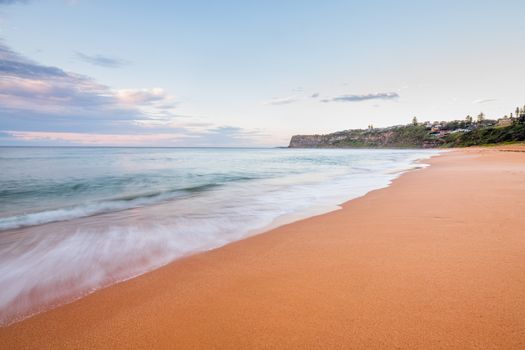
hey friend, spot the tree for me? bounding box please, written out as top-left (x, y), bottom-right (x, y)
top-left (511, 107), bottom-right (525, 124)
top-left (477, 112), bottom-right (485, 123)
top-left (465, 115), bottom-right (473, 124)
top-left (412, 116), bottom-right (418, 126)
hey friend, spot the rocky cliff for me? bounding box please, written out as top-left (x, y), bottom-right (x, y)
top-left (289, 126), bottom-right (441, 148)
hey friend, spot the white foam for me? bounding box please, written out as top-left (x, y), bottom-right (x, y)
top-left (0, 149), bottom-right (439, 326)
top-left (0, 189), bottom-right (190, 231)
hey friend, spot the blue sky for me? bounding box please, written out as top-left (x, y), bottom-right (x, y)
top-left (0, 0), bottom-right (524, 146)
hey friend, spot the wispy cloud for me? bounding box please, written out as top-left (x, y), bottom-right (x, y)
top-left (74, 52), bottom-right (129, 68)
top-left (0, 0), bottom-right (79, 6)
top-left (0, 0), bottom-right (30, 5)
top-left (2, 127), bottom-right (269, 147)
top-left (4, 131), bottom-right (183, 145)
top-left (265, 91), bottom-right (399, 105)
top-left (264, 95), bottom-right (300, 105)
top-left (473, 98), bottom-right (497, 104)
top-left (264, 90), bottom-right (319, 105)
top-left (322, 92), bottom-right (399, 103)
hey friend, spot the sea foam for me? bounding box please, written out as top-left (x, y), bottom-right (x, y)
top-left (0, 148), bottom-right (438, 325)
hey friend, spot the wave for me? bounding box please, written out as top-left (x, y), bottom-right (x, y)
top-left (0, 148), bottom-right (440, 326)
top-left (0, 183), bottom-right (220, 231)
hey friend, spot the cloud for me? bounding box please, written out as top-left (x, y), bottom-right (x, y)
top-left (322, 92), bottom-right (399, 103)
top-left (264, 95), bottom-right (300, 105)
top-left (74, 52), bottom-right (129, 68)
top-left (115, 88), bottom-right (170, 106)
top-left (473, 98), bottom-right (497, 104)
top-left (264, 91), bottom-right (398, 105)
top-left (0, 0), bottom-right (30, 5)
top-left (4, 131), bottom-right (183, 145)
top-left (0, 45), bottom-right (67, 79)
top-left (0, 43), bottom-right (120, 117)
top-left (2, 127), bottom-right (269, 147)
top-left (2, 41), bottom-right (410, 145)
top-left (0, 42), bottom-right (176, 125)
top-left (0, 41), bottom-right (275, 146)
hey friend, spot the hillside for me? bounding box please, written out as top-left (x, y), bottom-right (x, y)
top-left (289, 107), bottom-right (525, 149)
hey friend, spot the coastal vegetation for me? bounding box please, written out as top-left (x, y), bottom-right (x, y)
top-left (289, 105), bottom-right (525, 148)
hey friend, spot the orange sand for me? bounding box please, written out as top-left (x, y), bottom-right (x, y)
top-left (1, 148), bottom-right (525, 349)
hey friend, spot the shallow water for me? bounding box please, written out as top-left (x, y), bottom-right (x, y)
top-left (0, 147), bottom-right (438, 325)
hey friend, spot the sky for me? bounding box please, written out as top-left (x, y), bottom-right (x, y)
top-left (0, 0), bottom-right (524, 147)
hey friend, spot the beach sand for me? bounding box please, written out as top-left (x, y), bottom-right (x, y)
top-left (1, 147), bottom-right (525, 349)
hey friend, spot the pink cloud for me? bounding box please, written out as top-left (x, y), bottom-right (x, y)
top-left (115, 88), bottom-right (170, 105)
top-left (0, 42), bottom-right (175, 121)
top-left (5, 131), bottom-right (185, 146)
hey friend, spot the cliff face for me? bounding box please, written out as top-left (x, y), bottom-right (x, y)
top-left (289, 132), bottom-right (394, 148)
top-left (289, 126), bottom-right (442, 149)
top-left (288, 135), bottom-right (325, 148)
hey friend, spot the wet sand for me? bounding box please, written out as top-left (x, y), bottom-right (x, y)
top-left (1, 147), bottom-right (525, 349)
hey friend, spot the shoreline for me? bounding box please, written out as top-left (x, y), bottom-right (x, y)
top-left (0, 149), bottom-right (436, 327)
top-left (1, 147), bottom-right (525, 348)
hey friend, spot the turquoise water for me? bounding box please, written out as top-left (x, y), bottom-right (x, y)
top-left (0, 147), bottom-right (437, 325)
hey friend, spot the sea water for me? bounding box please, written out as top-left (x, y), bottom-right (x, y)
top-left (0, 147), bottom-right (438, 325)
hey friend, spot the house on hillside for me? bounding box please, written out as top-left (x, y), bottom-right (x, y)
top-left (430, 124), bottom-right (442, 133)
top-left (450, 128), bottom-right (469, 134)
top-left (496, 118), bottom-right (513, 127)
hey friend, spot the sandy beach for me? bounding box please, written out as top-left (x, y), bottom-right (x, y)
top-left (1, 147), bottom-right (524, 349)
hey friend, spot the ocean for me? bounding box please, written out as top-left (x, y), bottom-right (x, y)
top-left (0, 147), bottom-right (438, 325)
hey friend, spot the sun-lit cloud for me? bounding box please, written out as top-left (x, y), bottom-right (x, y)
top-left (74, 52), bottom-right (129, 68)
top-left (322, 92), bottom-right (399, 103)
top-left (0, 41), bottom-right (173, 121)
top-left (0, 42), bottom-right (132, 119)
top-left (115, 88), bottom-right (171, 106)
top-left (0, 42), bottom-right (175, 123)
